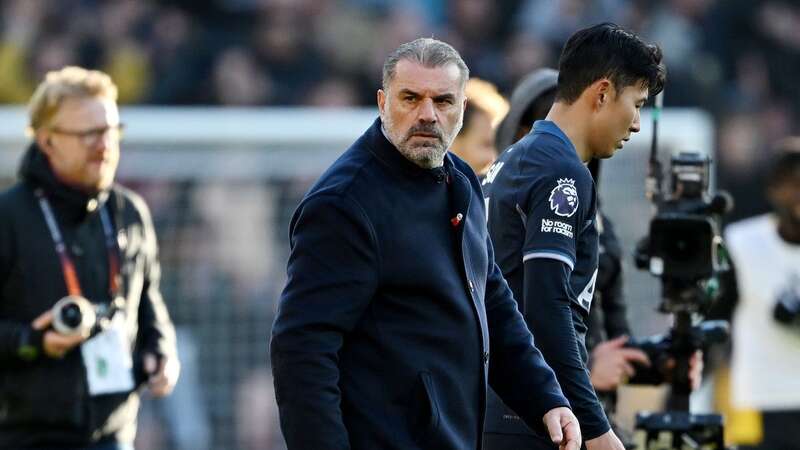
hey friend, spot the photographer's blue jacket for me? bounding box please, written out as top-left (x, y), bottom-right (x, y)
top-left (270, 118), bottom-right (568, 450)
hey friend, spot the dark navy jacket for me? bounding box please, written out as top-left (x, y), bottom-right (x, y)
top-left (270, 118), bottom-right (568, 450)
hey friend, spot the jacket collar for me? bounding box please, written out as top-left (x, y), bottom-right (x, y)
top-left (18, 143), bottom-right (110, 224)
top-left (364, 117), bottom-right (454, 182)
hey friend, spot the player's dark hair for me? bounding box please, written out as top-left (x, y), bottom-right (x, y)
top-left (555, 23), bottom-right (665, 103)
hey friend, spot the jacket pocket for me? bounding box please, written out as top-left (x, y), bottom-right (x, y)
top-left (412, 371), bottom-right (441, 444)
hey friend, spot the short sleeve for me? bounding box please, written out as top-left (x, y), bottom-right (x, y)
top-left (521, 163), bottom-right (589, 270)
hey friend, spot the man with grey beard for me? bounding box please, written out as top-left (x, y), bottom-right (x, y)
top-left (270, 38), bottom-right (581, 450)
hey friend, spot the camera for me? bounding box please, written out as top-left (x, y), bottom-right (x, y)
top-left (52, 296), bottom-right (97, 337)
top-left (631, 149), bottom-right (733, 449)
top-left (635, 152), bottom-right (731, 287)
top-left (51, 296), bottom-right (120, 337)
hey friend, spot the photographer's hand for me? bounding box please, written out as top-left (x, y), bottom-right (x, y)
top-left (590, 335), bottom-right (650, 391)
top-left (665, 350), bottom-right (704, 391)
top-left (689, 350), bottom-right (704, 390)
top-left (143, 352), bottom-right (180, 397)
top-left (31, 310), bottom-right (86, 358)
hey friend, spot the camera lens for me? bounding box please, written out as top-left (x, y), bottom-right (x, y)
top-left (52, 296), bottom-right (96, 336)
top-left (61, 303), bottom-right (84, 328)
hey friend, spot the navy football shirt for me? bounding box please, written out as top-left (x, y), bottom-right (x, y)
top-left (483, 120), bottom-right (610, 440)
top-left (484, 120), bottom-right (599, 315)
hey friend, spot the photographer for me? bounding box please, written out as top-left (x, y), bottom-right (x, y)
top-left (712, 140), bottom-right (800, 450)
top-left (0, 66), bottom-right (178, 450)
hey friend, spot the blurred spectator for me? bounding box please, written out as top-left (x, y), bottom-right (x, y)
top-left (515, 0), bottom-right (628, 49)
top-left (0, 0), bottom-right (796, 157)
top-left (710, 139), bottom-right (800, 450)
top-left (136, 328), bottom-right (211, 450)
top-left (251, 8), bottom-right (324, 105)
top-left (499, 32), bottom-right (553, 93)
top-left (211, 47), bottom-right (272, 105)
top-left (0, 0), bottom-right (43, 102)
top-left (235, 369), bottom-right (285, 450)
top-left (306, 76), bottom-right (360, 107)
top-left (451, 78), bottom-right (509, 176)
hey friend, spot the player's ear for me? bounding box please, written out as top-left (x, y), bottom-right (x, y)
top-left (595, 79), bottom-right (612, 108)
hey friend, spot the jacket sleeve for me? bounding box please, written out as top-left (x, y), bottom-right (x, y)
top-left (270, 193), bottom-right (379, 450)
top-left (483, 234), bottom-right (570, 435)
top-left (524, 258), bottom-right (610, 440)
top-left (0, 195), bottom-right (42, 364)
top-left (132, 195), bottom-right (177, 361)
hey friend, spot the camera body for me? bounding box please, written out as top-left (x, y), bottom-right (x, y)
top-left (635, 152), bottom-right (731, 308)
top-left (632, 151), bottom-right (732, 449)
top-left (632, 152), bottom-right (731, 382)
top-left (51, 296), bottom-right (122, 337)
top-left (52, 296), bottom-right (97, 337)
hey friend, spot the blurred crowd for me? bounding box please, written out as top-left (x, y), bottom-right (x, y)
top-left (2, 0), bottom-right (798, 217)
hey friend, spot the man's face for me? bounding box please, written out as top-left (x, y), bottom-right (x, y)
top-left (768, 165), bottom-right (800, 226)
top-left (377, 59), bottom-right (466, 168)
top-left (589, 81), bottom-right (648, 159)
top-left (37, 96), bottom-right (121, 193)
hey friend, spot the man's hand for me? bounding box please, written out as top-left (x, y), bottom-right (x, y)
top-left (689, 350), bottom-right (704, 390)
top-left (142, 352), bottom-right (180, 397)
top-left (665, 350), bottom-right (704, 391)
top-left (32, 310), bottom-right (86, 358)
top-left (543, 406), bottom-right (581, 450)
top-left (590, 335), bottom-right (650, 391)
top-left (585, 429), bottom-right (626, 450)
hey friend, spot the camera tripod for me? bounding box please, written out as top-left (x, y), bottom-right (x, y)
top-left (633, 285), bottom-right (729, 450)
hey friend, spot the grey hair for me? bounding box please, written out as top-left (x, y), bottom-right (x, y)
top-left (382, 38), bottom-right (469, 91)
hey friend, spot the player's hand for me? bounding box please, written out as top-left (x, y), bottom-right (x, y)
top-left (32, 310), bottom-right (86, 358)
top-left (585, 429), bottom-right (626, 450)
top-left (590, 335), bottom-right (650, 391)
top-left (143, 352), bottom-right (180, 397)
top-left (543, 406), bottom-right (581, 450)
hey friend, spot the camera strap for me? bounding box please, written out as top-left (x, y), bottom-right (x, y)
top-left (34, 189), bottom-right (121, 300)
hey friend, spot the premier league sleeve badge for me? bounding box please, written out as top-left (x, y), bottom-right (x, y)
top-left (548, 178), bottom-right (579, 218)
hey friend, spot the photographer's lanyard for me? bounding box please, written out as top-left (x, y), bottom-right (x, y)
top-left (34, 189), bottom-right (121, 299)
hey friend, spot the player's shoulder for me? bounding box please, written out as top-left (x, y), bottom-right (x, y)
top-left (516, 129), bottom-right (585, 175)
